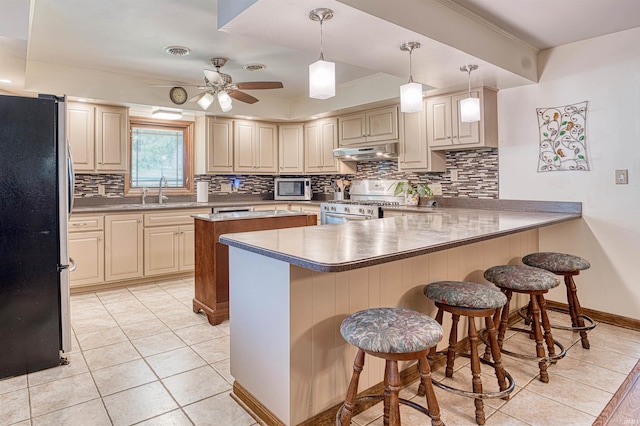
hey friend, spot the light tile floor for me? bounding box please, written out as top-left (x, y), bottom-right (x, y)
top-left (1, 278), bottom-right (639, 426)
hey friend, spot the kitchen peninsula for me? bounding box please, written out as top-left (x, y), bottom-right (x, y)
top-left (219, 202), bottom-right (581, 426)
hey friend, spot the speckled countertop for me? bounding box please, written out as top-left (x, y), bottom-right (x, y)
top-left (71, 200), bottom-right (322, 214)
top-left (193, 210), bottom-right (315, 222)
top-left (219, 208), bottom-right (581, 272)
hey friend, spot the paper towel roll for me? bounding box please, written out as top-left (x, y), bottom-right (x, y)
top-left (197, 182), bottom-right (209, 203)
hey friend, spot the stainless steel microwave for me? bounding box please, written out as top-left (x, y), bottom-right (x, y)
top-left (274, 178), bottom-right (312, 201)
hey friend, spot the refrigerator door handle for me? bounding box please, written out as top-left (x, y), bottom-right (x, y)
top-left (67, 144), bottom-right (75, 213)
top-left (69, 257), bottom-right (76, 272)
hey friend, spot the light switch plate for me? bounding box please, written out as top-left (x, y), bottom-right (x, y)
top-left (615, 169), bottom-right (628, 184)
top-left (220, 182), bottom-right (231, 192)
top-left (450, 169), bottom-right (459, 182)
top-left (430, 183), bottom-right (443, 196)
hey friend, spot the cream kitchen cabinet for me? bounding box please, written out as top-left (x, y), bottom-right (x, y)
top-left (143, 209), bottom-right (208, 276)
top-left (68, 215), bottom-right (104, 287)
top-left (338, 106), bottom-right (398, 146)
top-left (304, 118), bottom-right (355, 175)
top-left (195, 116), bottom-right (233, 174)
top-left (288, 203), bottom-right (321, 225)
top-left (253, 204), bottom-right (292, 211)
top-left (398, 107), bottom-right (446, 172)
top-left (426, 87), bottom-right (498, 150)
top-left (67, 102), bottom-right (128, 172)
top-left (105, 213), bottom-right (143, 281)
top-left (234, 120), bottom-right (278, 174)
top-left (278, 124), bottom-right (304, 174)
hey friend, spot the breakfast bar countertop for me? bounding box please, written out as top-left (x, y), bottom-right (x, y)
top-left (219, 207), bottom-right (581, 272)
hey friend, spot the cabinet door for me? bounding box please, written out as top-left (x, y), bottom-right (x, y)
top-left (338, 113), bottom-right (366, 146)
top-left (69, 231), bottom-right (104, 286)
top-left (255, 123), bottom-right (278, 174)
top-left (451, 91), bottom-right (480, 146)
top-left (304, 122), bottom-right (323, 172)
top-left (234, 120), bottom-right (256, 173)
top-left (207, 118), bottom-right (233, 173)
top-left (144, 226), bottom-right (179, 276)
top-left (96, 105), bottom-right (128, 171)
top-left (178, 225), bottom-right (195, 271)
top-left (278, 124), bottom-right (304, 174)
top-left (426, 96), bottom-right (452, 147)
top-left (67, 102), bottom-right (95, 172)
top-left (105, 214), bottom-right (143, 281)
top-left (399, 110), bottom-right (428, 170)
top-left (320, 118), bottom-right (339, 172)
top-left (366, 106), bottom-right (398, 142)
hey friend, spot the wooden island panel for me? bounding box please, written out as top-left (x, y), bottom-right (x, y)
top-left (193, 213), bottom-right (316, 325)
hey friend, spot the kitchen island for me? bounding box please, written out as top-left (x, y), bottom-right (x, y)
top-left (219, 204), bottom-right (581, 426)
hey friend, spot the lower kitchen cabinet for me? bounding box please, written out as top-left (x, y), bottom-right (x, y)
top-left (144, 225), bottom-right (194, 276)
top-left (69, 214), bottom-right (105, 288)
top-left (105, 214), bottom-right (144, 281)
top-left (288, 203), bottom-right (321, 225)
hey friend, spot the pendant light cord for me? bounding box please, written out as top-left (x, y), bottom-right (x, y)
top-left (319, 19), bottom-right (325, 61)
top-left (408, 48), bottom-right (414, 83)
top-left (467, 67), bottom-right (471, 97)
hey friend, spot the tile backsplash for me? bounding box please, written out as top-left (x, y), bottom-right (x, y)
top-left (74, 148), bottom-right (498, 199)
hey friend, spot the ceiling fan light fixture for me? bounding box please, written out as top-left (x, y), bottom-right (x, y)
top-left (152, 109), bottom-right (182, 120)
top-left (400, 42), bottom-right (423, 113)
top-left (309, 8), bottom-right (335, 100)
top-left (197, 92), bottom-right (214, 110)
top-left (460, 64), bottom-right (480, 123)
top-left (218, 91), bottom-right (233, 112)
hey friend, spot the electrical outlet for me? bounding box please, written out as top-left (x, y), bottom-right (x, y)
top-left (450, 169), bottom-right (459, 182)
top-left (615, 169), bottom-right (628, 184)
top-left (97, 184), bottom-right (105, 195)
top-left (220, 182), bottom-right (231, 193)
top-left (430, 183), bottom-right (443, 196)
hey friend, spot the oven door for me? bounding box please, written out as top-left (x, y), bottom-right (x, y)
top-left (322, 212), bottom-right (372, 225)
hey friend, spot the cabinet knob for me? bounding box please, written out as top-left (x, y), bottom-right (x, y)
top-left (138, 219), bottom-right (142, 223)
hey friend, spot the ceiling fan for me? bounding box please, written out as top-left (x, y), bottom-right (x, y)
top-left (180, 57), bottom-right (284, 112)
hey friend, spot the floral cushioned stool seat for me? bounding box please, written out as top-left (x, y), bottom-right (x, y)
top-left (337, 307), bottom-right (444, 426)
top-left (522, 252), bottom-right (595, 349)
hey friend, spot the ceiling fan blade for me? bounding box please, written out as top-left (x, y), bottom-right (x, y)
top-left (235, 81), bottom-right (284, 90)
top-left (187, 92), bottom-right (207, 103)
top-left (203, 69), bottom-right (223, 85)
top-left (228, 90), bottom-right (259, 104)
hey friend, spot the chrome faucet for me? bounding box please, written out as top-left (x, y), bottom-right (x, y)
top-left (158, 176), bottom-right (168, 204)
top-left (141, 187), bottom-right (148, 205)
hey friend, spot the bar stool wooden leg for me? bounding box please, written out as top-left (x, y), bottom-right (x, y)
top-left (383, 360), bottom-right (402, 426)
top-left (537, 294), bottom-right (556, 360)
top-left (529, 295), bottom-right (549, 383)
top-left (418, 357), bottom-right (443, 426)
top-left (565, 274), bottom-right (590, 349)
top-left (485, 315), bottom-right (509, 398)
top-left (340, 349), bottom-right (365, 425)
top-left (446, 314), bottom-right (460, 378)
top-left (497, 290), bottom-right (512, 348)
top-left (468, 317), bottom-right (485, 424)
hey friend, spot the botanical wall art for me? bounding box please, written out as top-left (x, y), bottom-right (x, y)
top-left (536, 101), bottom-right (590, 171)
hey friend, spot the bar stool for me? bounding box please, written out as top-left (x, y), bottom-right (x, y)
top-left (422, 281), bottom-right (515, 425)
top-left (483, 265), bottom-right (566, 383)
top-left (522, 252), bottom-right (595, 349)
top-left (338, 307), bottom-right (444, 426)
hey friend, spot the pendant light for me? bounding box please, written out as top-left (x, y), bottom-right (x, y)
top-left (459, 64), bottom-right (480, 123)
top-left (400, 42), bottom-right (423, 113)
top-left (308, 8), bottom-right (335, 100)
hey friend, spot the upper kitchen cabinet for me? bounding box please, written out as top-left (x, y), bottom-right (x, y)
top-left (305, 118), bottom-right (354, 175)
top-left (338, 106), bottom-right (398, 146)
top-left (195, 116), bottom-right (233, 174)
top-left (278, 123), bottom-right (304, 175)
top-left (398, 107), bottom-right (446, 172)
top-left (234, 120), bottom-right (278, 174)
top-left (67, 102), bottom-right (128, 172)
top-left (426, 87), bottom-right (498, 151)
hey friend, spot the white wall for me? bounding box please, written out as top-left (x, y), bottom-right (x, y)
top-left (498, 27), bottom-right (640, 320)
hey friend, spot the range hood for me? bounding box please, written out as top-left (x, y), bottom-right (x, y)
top-left (333, 143), bottom-right (398, 162)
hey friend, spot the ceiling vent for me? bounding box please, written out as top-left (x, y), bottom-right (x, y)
top-left (165, 46), bottom-right (191, 57)
top-left (243, 63), bottom-right (267, 72)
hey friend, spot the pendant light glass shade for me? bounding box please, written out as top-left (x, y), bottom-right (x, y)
top-left (400, 81), bottom-right (423, 113)
top-left (309, 8), bottom-right (335, 100)
top-left (309, 59), bottom-right (335, 99)
top-left (460, 64), bottom-right (480, 123)
top-left (399, 42), bottom-right (422, 113)
top-left (197, 92), bottom-right (214, 110)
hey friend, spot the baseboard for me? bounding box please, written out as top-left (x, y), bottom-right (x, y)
top-left (232, 381), bottom-right (285, 426)
top-left (545, 301), bottom-right (640, 331)
top-left (70, 272), bottom-right (193, 294)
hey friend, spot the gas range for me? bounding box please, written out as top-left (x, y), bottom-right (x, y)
top-left (320, 180), bottom-right (404, 225)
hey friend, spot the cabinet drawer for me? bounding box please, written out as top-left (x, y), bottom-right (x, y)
top-left (144, 209), bottom-right (209, 227)
top-left (69, 215), bottom-right (104, 232)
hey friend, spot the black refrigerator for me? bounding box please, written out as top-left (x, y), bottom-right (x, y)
top-left (0, 94), bottom-right (72, 379)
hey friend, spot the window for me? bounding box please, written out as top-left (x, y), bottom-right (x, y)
top-left (125, 117), bottom-right (194, 196)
